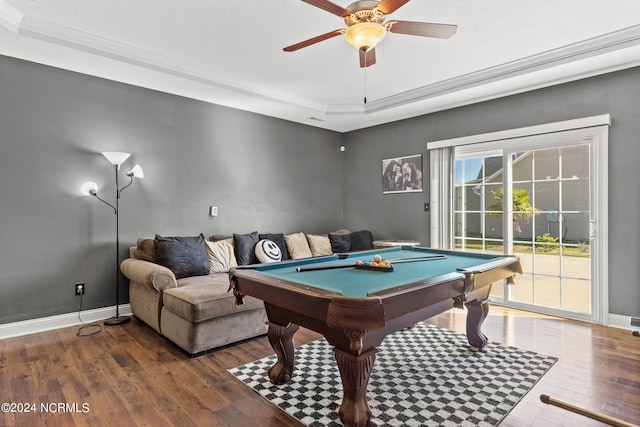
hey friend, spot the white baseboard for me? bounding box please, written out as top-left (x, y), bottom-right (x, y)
top-left (608, 313), bottom-right (637, 331)
top-left (0, 304), bottom-right (132, 340)
top-left (0, 306), bottom-right (635, 340)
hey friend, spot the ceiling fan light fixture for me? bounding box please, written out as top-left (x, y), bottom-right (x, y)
top-left (344, 22), bottom-right (387, 50)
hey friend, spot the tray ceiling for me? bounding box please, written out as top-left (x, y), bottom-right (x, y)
top-left (1, 0), bottom-right (640, 132)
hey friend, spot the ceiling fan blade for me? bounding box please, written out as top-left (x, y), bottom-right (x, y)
top-left (376, 0), bottom-right (411, 14)
top-left (301, 0), bottom-right (351, 17)
top-left (387, 20), bottom-right (457, 38)
top-left (283, 30), bottom-right (343, 52)
top-left (359, 47), bottom-right (377, 68)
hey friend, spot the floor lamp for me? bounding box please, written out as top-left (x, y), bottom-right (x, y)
top-left (81, 152), bottom-right (144, 326)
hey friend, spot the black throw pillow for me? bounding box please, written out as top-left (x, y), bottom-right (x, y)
top-left (234, 231), bottom-right (260, 265)
top-left (259, 233), bottom-right (289, 260)
top-left (329, 233), bottom-right (351, 253)
top-left (350, 230), bottom-right (374, 251)
top-left (154, 234), bottom-right (210, 279)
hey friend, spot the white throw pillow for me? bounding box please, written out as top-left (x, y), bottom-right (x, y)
top-left (255, 239), bottom-right (282, 263)
top-left (205, 238), bottom-right (238, 273)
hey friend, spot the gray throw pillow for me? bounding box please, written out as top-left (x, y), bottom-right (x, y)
top-left (234, 231), bottom-right (260, 265)
top-left (329, 233), bottom-right (351, 253)
top-left (154, 234), bottom-right (210, 279)
top-left (350, 230), bottom-right (374, 251)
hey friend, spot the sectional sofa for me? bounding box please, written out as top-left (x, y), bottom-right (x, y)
top-left (120, 230), bottom-right (374, 355)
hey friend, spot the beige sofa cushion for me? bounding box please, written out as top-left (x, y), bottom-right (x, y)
top-left (163, 275), bottom-right (264, 323)
top-left (332, 229), bottom-right (351, 235)
top-left (284, 232), bottom-right (313, 259)
top-left (135, 237), bottom-right (156, 262)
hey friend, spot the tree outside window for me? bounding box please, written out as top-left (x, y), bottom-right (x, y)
top-left (488, 187), bottom-right (537, 233)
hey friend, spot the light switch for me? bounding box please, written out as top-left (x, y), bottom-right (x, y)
top-left (209, 206), bottom-right (218, 216)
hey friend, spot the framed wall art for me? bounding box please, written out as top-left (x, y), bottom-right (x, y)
top-left (382, 154), bottom-right (423, 194)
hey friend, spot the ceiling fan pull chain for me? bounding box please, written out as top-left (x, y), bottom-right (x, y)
top-left (364, 61), bottom-right (367, 104)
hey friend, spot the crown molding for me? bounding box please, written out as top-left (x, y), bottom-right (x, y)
top-left (0, 3), bottom-right (324, 113)
top-left (0, 0), bottom-right (22, 32)
top-left (327, 24), bottom-right (640, 116)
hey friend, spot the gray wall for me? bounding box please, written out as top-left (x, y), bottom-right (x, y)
top-left (2, 53), bottom-right (638, 325)
top-left (0, 55), bottom-right (344, 324)
top-left (343, 67), bottom-right (640, 318)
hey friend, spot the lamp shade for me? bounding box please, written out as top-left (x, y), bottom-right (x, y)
top-left (80, 181), bottom-right (98, 196)
top-left (126, 164), bottom-right (144, 178)
top-left (102, 151), bottom-right (131, 168)
top-left (344, 22), bottom-right (387, 50)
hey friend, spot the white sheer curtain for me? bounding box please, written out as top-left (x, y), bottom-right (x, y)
top-left (428, 146), bottom-right (453, 249)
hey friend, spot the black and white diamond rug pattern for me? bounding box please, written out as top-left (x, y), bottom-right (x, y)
top-left (228, 323), bottom-right (557, 426)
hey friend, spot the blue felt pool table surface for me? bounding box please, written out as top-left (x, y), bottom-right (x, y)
top-left (250, 246), bottom-right (508, 297)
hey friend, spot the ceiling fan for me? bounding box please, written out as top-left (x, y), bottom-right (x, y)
top-left (283, 0), bottom-right (457, 67)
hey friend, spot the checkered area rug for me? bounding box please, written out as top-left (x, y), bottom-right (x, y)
top-left (228, 323), bottom-right (557, 426)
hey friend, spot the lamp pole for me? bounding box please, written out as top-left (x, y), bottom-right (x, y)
top-left (104, 164), bottom-right (130, 326)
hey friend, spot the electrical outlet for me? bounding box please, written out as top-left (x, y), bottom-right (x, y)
top-left (631, 317), bottom-right (640, 327)
top-left (75, 283), bottom-right (85, 296)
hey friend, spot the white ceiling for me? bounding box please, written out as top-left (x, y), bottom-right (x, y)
top-left (1, 0), bottom-right (640, 132)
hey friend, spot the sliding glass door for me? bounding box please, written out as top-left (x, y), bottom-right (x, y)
top-left (452, 128), bottom-right (606, 322)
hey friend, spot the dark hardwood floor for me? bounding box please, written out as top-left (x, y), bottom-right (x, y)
top-left (1, 306), bottom-right (638, 426)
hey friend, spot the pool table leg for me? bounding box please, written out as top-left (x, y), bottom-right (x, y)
top-left (465, 298), bottom-right (489, 351)
top-left (334, 347), bottom-right (377, 427)
top-left (266, 321), bottom-right (300, 384)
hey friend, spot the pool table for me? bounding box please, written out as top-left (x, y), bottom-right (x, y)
top-left (230, 246), bottom-right (522, 427)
